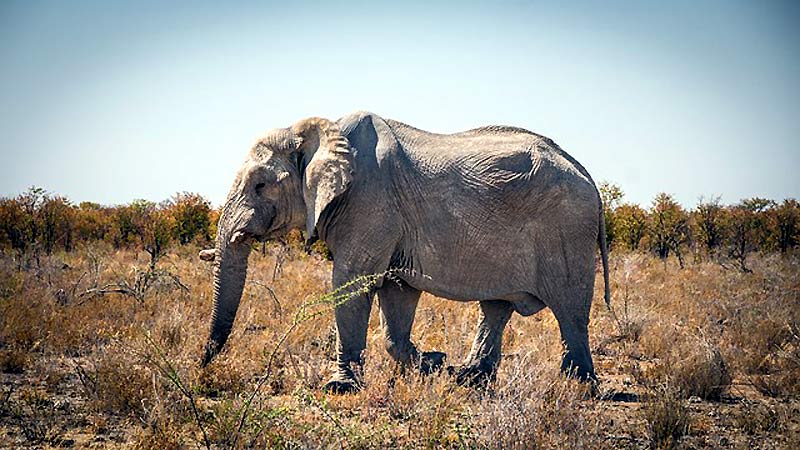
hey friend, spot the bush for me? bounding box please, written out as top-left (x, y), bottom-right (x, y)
top-left (768, 199), bottom-right (800, 253)
top-left (599, 181), bottom-right (624, 248)
top-left (168, 192), bottom-right (212, 245)
top-left (643, 384), bottom-right (691, 449)
top-left (694, 196), bottom-right (727, 256)
top-left (733, 402), bottom-right (789, 435)
top-left (0, 348), bottom-right (29, 374)
top-left (726, 199), bottom-right (774, 272)
top-left (123, 200), bottom-right (175, 269)
top-left (648, 193), bottom-right (690, 267)
top-left (615, 203), bottom-right (648, 252)
top-left (78, 349), bottom-right (153, 416)
top-left (671, 342), bottom-right (731, 401)
top-left (642, 336), bottom-right (731, 401)
top-left (74, 202), bottom-right (113, 243)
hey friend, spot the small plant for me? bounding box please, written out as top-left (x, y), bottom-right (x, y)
top-left (142, 331), bottom-right (211, 450)
top-left (0, 386), bottom-right (13, 419)
top-left (608, 254), bottom-right (646, 343)
top-left (642, 337), bottom-right (731, 401)
top-left (672, 342), bottom-right (731, 401)
top-left (474, 358), bottom-right (603, 449)
top-left (0, 348), bottom-right (29, 374)
top-left (76, 348), bottom-right (152, 417)
top-left (227, 271), bottom-right (388, 448)
top-left (732, 401), bottom-right (787, 435)
top-left (294, 387), bottom-right (351, 447)
top-left (12, 389), bottom-right (66, 446)
top-left (78, 264), bottom-right (189, 303)
top-left (747, 322), bottom-right (800, 398)
top-left (643, 384), bottom-right (691, 449)
top-left (132, 414), bottom-right (184, 450)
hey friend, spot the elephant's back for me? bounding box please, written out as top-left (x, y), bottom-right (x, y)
top-left (386, 118), bottom-right (587, 175)
top-left (384, 119), bottom-right (595, 204)
top-left (385, 117), bottom-right (600, 237)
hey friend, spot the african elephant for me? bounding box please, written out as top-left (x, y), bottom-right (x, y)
top-left (201, 111), bottom-right (610, 393)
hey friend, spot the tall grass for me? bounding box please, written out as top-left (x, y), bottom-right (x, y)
top-left (0, 244), bottom-right (798, 447)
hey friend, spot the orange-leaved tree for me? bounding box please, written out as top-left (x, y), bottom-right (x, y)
top-left (767, 199), bottom-right (799, 254)
top-left (725, 198), bottom-right (774, 272)
top-left (168, 192), bottom-right (212, 245)
top-left (599, 181), bottom-right (625, 249)
top-left (648, 193), bottom-right (690, 267)
top-left (694, 196), bottom-right (727, 258)
top-left (122, 200), bottom-right (175, 269)
top-left (615, 203), bottom-right (648, 252)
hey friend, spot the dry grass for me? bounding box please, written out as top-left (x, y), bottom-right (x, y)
top-left (642, 384), bottom-right (691, 449)
top-left (0, 244), bottom-right (799, 448)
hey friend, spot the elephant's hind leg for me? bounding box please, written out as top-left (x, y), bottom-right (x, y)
top-left (547, 286), bottom-right (596, 382)
top-left (378, 280), bottom-right (445, 374)
top-left (450, 300), bottom-right (514, 387)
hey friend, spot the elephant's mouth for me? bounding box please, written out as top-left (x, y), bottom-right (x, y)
top-left (229, 230), bottom-right (255, 245)
top-left (265, 211), bottom-right (299, 240)
top-left (233, 214), bottom-right (275, 244)
top-left (261, 214), bottom-right (278, 241)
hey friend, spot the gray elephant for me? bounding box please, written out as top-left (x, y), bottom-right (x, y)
top-left (201, 111), bottom-right (610, 393)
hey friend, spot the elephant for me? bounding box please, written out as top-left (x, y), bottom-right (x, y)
top-left (200, 111), bottom-right (610, 393)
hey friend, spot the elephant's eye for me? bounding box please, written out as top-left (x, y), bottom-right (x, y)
top-left (254, 182), bottom-right (266, 194)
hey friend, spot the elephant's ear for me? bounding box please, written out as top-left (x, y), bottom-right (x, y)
top-left (291, 118), bottom-right (354, 239)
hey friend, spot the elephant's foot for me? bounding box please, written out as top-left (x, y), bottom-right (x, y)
top-left (561, 356), bottom-right (598, 384)
top-left (417, 351), bottom-right (447, 375)
top-left (323, 362), bottom-right (363, 394)
top-left (322, 378), bottom-right (361, 394)
top-left (447, 359), bottom-right (498, 388)
top-left (561, 358), bottom-right (599, 397)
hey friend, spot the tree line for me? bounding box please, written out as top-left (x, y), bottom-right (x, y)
top-left (600, 182), bottom-right (799, 271)
top-left (1, 185), bottom-right (798, 272)
top-left (0, 187), bottom-right (217, 269)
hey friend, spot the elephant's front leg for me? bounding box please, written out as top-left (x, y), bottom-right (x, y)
top-left (378, 280), bottom-right (446, 375)
top-left (323, 274), bottom-right (373, 394)
top-left (450, 300), bottom-right (514, 387)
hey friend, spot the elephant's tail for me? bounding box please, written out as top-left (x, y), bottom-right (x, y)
top-left (598, 203), bottom-right (611, 308)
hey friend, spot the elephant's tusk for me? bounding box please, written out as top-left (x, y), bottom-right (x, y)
top-left (230, 231), bottom-right (246, 244)
top-left (199, 249), bottom-right (216, 261)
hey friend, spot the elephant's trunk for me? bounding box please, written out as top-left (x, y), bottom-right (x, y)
top-left (201, 203), bottom-right (253, 367)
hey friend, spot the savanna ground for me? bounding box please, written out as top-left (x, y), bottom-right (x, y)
top-left (1, 243), bottom-right (799, 449)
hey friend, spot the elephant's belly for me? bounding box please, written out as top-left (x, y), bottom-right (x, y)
top-left (398, 267), bottom-right (546, 316)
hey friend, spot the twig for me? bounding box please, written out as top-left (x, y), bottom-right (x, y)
top-left (249, 279), bottom-right (283, 317)
top-left (77, 284), bottom-right (137, 303)
top-left (295, 388), bottom-right (347, 449)
top-left (165, 271), bottom-right (190, 293)
top-left (231, 272), bottom-right (387, 448)
top-left (68, 271), bottom-right (87, 300)
top-left (142, 332), bottom-right (211, 450)
top-left (272, 245), bottom-right (286, 282)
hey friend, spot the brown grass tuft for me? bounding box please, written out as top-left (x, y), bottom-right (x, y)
top-left (0, 348), bottom-right (29, 374)
top-left (643, 384), bottom-right (691, 449)
top-left (678, 343), bottom-right (731, 401)
top-left (77, 346), bottom-right (153, 416)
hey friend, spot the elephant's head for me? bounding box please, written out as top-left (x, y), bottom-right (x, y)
top-left (201, 117), bottom-right (353, 366)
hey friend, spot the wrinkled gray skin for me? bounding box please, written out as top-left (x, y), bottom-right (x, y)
top-left (201, 111), bottom-right (611, 393)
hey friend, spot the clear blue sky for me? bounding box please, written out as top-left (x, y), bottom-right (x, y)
top-left (1, 1), bottom-right (798, 207)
